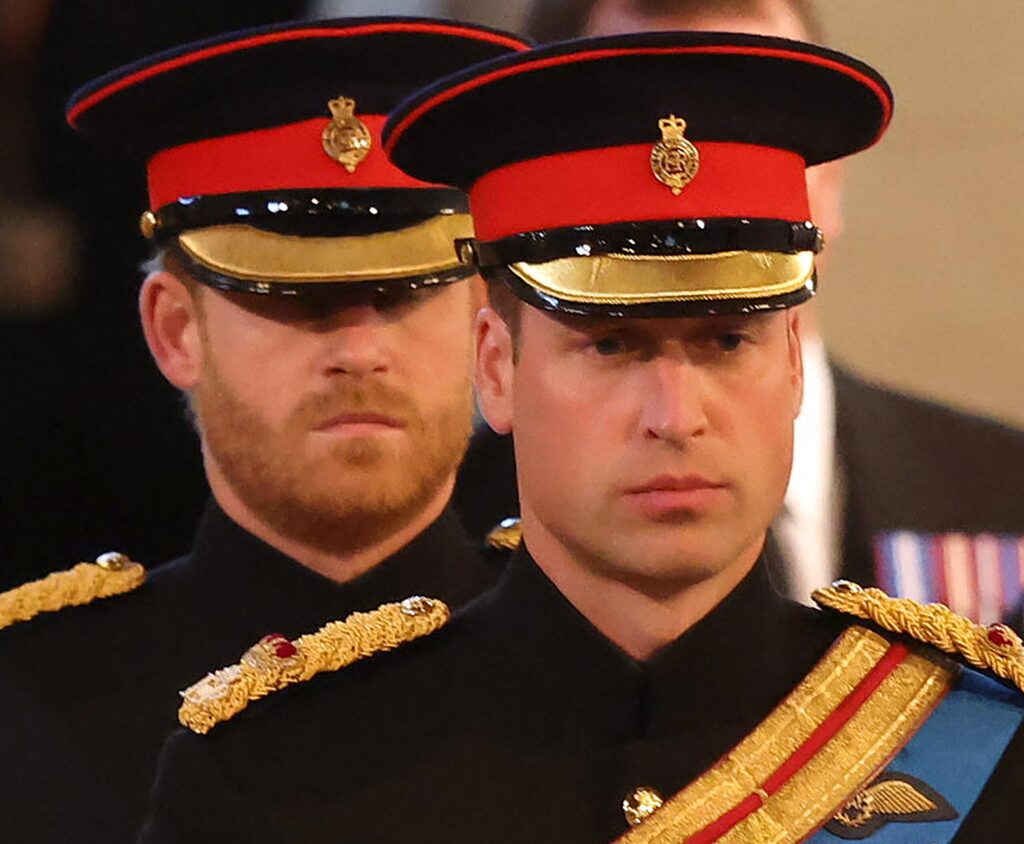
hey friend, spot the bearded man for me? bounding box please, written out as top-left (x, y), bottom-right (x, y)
top-left (0, 18), bottom-right (527, 844)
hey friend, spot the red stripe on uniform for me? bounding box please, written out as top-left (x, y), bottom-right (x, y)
top-left (385, 44), bottom-right (893, 154)
top-left (686, 642), bottom-right (915, 844)
top-left (469, 142), bottom-right (808, 241)
top-left (931, 535), bottom-right (949, 608)
top-left (67, 22), bottom-right (526, 126)
top-left (146, 115), bottom-right (433, 209)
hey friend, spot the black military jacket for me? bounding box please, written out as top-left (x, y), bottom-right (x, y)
top-left (140, 546), bottom-right (1024, 843)
top-left (0, 502), bottom-right (496, 844)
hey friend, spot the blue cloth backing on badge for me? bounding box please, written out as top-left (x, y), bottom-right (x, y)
top-left (809, 667), bottom-right (1024, 842)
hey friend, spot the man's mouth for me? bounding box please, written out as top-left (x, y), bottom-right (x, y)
top-left (623, 474), bottom-right (730, 516)
top-left (313, 412), bottom-right (406, 434)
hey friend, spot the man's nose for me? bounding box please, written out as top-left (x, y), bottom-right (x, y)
top-left (318, 303), bottom-right (390, 377)
top-left (638, 357), bottom-right (709, 446)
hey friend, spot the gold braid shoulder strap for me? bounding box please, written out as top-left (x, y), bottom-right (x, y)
top-left (179, 595), bottom-right (450, 734)
top-left (0, 553), bottom-right (145, 631)
top-left (813, 580), bottom-right (1024, 693)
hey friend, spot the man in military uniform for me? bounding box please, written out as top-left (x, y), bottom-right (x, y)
top-left (0, 19), bottom-right (528, 843)
top-left (455, 0), bottom-right (1024, 623)
top-left (140, 32), bottom-right (1024, 843)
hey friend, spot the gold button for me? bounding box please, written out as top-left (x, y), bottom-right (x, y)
top-left (139, 210), bottom-right (158, 239)
top-left (95, 552), bottom-right (129, 571)
top-left (485, 517), bottom-right (522, 552)
top-left (623, 786), bottom-right (664, 827)
top-left (400, 596), bottom-right (438, 617)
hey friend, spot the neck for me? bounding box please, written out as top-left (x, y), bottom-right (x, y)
top-left (523, 516), bottom-right (763, 661)
top-left (207, 471), bottom-right (455, 585)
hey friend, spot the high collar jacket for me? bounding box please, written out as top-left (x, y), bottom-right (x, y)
top-left (0, 501), bottom-right (496, 844)
top-left (140, 546), bottom-right (1024, 843)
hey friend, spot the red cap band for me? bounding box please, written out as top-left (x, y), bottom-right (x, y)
top-left (469, 142), bottom-right (810, 242)
top-left (147, 114), bottom-right (432, 209)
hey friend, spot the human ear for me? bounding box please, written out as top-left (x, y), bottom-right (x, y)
top-left (787, 309), bottom-right (804, 419)
top-left (139, 272), bottom-right (204, 390)
top-left (474, 307), bottom-right (515, 434)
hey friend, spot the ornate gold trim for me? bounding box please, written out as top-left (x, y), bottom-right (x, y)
top-left (321, 96), bottom-right (372, 173)
top-left (508, 250), bottom-right (814, 306)
top-left (0, 553), bottom-right (145, 630)
top-left (814, 580), bottom-right (1024, 693)
top-left (177, 213), bottom-right (474, 283)
top-left (650, 114), bottom-right (700, 196)
top-left (179, 596), bottom-right (449, 734)
top-left (614, 626), bottom-right (955, 843)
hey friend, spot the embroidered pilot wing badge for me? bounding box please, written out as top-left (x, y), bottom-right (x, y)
top-left (650, 114), bottom-right (700, 195)
top-left (321, 95), bottom-right (372, 172)
top-left (825, 772), bottom-right (957, 839)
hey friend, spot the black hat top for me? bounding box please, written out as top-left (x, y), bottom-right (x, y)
top-left (62, 18), bottom-right (531, 296)
top-left (382, 31), bottom-right (893, 317)
top-left (68, 16), bottom-right (531, 163)
top-left (385, 30), bottom-right (892, 192)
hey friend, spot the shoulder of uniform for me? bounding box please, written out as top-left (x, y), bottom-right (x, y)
top-left (0, 552), bottom-right (146, 631)
top-left (813, 580), bottom-right (1024, 694)
top-left (178, 595), bottom-right (450, 735)
top-left (485, 517), bottom-right (522, 553)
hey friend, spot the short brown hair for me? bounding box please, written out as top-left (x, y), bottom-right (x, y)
top-left (484, 271), bottom-right (524, 343)
top-left (525, 0), bottom-right (825, 45)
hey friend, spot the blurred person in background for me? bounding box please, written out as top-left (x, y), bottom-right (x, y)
top-left (0, 18), bottom-right (528, 843)
top-left (456, 0), bottom-right (1024, 624)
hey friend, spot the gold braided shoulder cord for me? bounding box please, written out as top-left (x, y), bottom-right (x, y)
top-left (179, 596), bottom-right (450, 734)
top-left (813, 580), bottom-right (1024, 693)
top-left (0, 553), bottom-right (145, 630)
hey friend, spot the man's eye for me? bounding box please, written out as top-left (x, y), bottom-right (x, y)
top-left (716, 333), bottom-right (745, 352)
top-left (593, 335), bottom-right (626, 356)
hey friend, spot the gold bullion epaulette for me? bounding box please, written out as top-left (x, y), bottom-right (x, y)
top-left (813, 580), bottom-right (1024, 693)
top-left (0, 553), bottom-right (145, 631)
top-left (486, 517), bottom-right (522, 552)
top-left (179, 596), bottom-right (450, 734)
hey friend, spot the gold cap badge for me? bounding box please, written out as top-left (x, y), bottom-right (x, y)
top-left (650, 114), bottom-right (700, 196)
top-left (322, 96), bottom-right (372, 173)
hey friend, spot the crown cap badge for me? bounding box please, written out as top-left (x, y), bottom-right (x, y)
top-left (322, 96), bottom-right (372, 173)
top-left (650, 114), bottom-right (700, 196)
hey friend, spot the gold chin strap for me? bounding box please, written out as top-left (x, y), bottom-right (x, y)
top-left (178, 596), bottom-right (450, 734)
top-left (0, 553), bottom-right (146, 630)
top-left (177, 213), bottom-right (474, 283)
top-left (509, 249), bottom-right (814, 305)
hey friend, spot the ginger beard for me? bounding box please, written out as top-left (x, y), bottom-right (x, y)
top-left (193, 350), bottom-right (474, 556)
